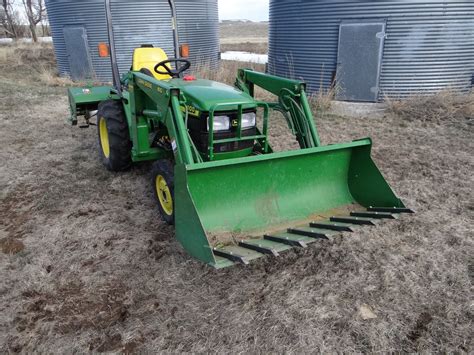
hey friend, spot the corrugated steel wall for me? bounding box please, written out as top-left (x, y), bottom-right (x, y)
top-left (268, 0), bottom-right (474, 100)
top-left (45, 0), bottom-right (219, 81)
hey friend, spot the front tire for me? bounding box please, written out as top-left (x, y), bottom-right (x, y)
top-left (97, 100), bottom-right (132, 171)
top-left (152, 160), bottom-right (175, 225)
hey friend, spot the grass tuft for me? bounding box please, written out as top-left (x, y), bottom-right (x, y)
top-left (386, 91), bottom-right (474, 123)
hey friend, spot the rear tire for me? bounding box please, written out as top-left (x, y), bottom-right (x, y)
top-left (151, 160), bottom-right (175, 225)
top-left (97, 100), bottom-right (132, 171)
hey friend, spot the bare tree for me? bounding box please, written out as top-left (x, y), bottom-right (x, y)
top-left (1, 0), bottom-right (20, 38)
top-left (21, 0), bottom-right (45, 42)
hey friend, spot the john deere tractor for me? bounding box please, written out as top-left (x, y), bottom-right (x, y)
top-left (67, 0), bottom-right (412, 268)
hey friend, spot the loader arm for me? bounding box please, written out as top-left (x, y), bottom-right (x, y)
top-left (235, 69), bottom-right (321, 148)
top-left (129, 72), bottom-right (200, 165)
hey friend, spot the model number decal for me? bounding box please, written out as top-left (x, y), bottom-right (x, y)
top-left (137, 78), bottom-right (152, 89)
top-left (180, 105), bottom-right (200, 117)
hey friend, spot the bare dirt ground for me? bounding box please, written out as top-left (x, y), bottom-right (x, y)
top-left (0, 44), bottom-right (473, 353)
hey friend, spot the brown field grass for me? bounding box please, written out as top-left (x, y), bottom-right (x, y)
top-left (386, 91), bottom-right (474, 123)
top-left (220, 21), bottom-right (268, 54)
top-left (0, 44), bottom-right (473, 353)
top-left (220, 21), bottom-right (268, 40)
top-left (220, 42), bottom-right (268, 54)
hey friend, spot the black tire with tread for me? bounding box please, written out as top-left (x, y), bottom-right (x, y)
top-left (97, 100), bottom-right (132, 171)
top-left (151, 160), bottom-right (175, 225)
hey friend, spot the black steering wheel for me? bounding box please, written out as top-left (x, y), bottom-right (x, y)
top-left (154, 58), bottom-right (191, 78)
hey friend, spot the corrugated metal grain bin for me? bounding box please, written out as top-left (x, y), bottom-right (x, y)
top-left (268, 0), bottom-right (474, 101)
top-left (45, 0), bottom-right (219, 81)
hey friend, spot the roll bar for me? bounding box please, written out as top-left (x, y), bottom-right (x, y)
top-left (104, 0), bottom-right (181, 94)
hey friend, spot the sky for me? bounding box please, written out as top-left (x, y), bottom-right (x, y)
top-left (218, 0), bottom-right (269, 22)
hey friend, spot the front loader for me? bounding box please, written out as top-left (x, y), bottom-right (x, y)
top-left (67, 0), bottom-right (413, 268)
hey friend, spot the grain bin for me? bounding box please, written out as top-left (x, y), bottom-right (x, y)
top-left (268, 0), bottom-right (474, 101)
top-left (45, 0), bottom-right (219, 81)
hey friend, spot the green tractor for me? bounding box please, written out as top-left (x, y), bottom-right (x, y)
top-left (67, 0), bottom-right (412, 268)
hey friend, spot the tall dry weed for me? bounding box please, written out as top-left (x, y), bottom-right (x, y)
top-left (0, 43), bottom-right (96, 87)
top-left (386, 91), bottom-right (474, 123)
top-left (192, 60), bottom-right (265, 86)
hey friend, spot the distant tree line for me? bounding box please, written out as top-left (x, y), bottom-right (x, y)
top-left (1, 0), bottom-right (49, 41)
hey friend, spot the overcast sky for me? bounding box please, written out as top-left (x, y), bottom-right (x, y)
top-left (218, 0), bottom-right (269, 22)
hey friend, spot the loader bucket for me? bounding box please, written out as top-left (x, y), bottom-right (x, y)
top-left (174, 138), bottom-right (407, 268)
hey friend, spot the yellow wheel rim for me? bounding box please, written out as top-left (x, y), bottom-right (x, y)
top-left (156, 175), bottom-right (173, 216)
top-left (99, 117), bottom-right (110, 158)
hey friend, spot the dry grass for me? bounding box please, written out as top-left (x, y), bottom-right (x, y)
top-left (219, 21), bottom-right (268, 54)
top-left (310, 85), bottom-right (339, 115)
top-left (0, 43), bottom-right (56, 72)
top-left (386, 91), bottom-right (474, 123)
top-left (220, 21), bottom-right (268, 40)
top-left (0, 43), bottom-right (93, 87)
top-left (192, 60), bottom-right (265, 86)
top-left (220, 42), bottom-right (268, 54)
top-left (0, 43), bottom-right (473, 353)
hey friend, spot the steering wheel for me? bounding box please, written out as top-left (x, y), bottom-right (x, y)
top-left (154, 58), bottom-right (191, 78)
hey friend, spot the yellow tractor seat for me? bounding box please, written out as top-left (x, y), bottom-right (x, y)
top-left (132, 47), bottom-right (171, 80)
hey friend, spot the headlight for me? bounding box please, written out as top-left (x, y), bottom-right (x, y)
top-left (207, 115), bottom-right (230, 132)
top-left (242, 112), bottom-right (256, 129)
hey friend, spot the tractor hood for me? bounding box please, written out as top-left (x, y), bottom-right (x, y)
top-left (170, 78), bottom-right (256, 112)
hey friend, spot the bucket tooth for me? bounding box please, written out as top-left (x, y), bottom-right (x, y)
top-left (238, 241), bottom-right (279, 257)
top-left (264, 235), bottom-right (307, 248)
top-left (213, 248), bottom-right (249, 265)
top-left (330, 216), bottom-right (376, 226)
top-left (367, 207), bottom-right (415, 214)
top-left (287, 228), bottom-right (330, 240)
top-left (350, 211), bottom-right (397, 219)
top-left (310, 221), bottom-right (354, 232)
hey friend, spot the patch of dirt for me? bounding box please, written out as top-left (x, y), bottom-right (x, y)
top-left (15, 281), bottom-right (129, 335)
top-left (0, 238), bottom-right (25, 254)
top-left (0, 183), bottom-right (33, 236)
